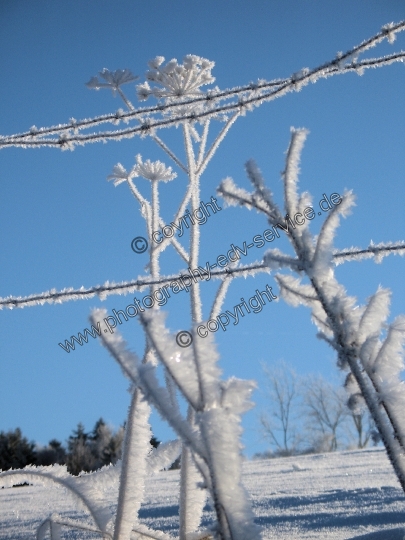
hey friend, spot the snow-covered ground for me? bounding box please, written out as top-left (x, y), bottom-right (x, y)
top-left (1, 447), bottom-right (405, 539)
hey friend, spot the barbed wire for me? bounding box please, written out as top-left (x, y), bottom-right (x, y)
top-left (1, 243), bottom-right (403, 310)
top-left (1, 20), bottom-right (404, 150)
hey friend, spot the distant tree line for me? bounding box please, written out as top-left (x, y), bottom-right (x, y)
top-left (0, 418), bottom-right (160, 475)
top-left (256, 361), bottom-right (381, 459)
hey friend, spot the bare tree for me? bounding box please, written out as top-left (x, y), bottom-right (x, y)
top-left (301, 375), bottom-right (350, 452)
top-left (260, 361), bottom-right (303, 456)
top-left (260, 363), bottom-right (377, 456)
top-left (348, 410), bottom-right (374, 449)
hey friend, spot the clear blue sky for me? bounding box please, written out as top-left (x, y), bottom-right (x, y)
top-left (0, 0), bottom-right (404, 458)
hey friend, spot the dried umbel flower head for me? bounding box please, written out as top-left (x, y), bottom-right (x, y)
top-left (86, 68), bottom-right (138, 94)
top-left (107, 155), bottom-right (177, 187)
top-left (132, 154), bottom-right (177, 182)
top-left (137, 55), bottom-right (215, 101)
top-left (107, 155), bottom-right (177, 186)
top-left (107, 163), bottom-right (130, 186)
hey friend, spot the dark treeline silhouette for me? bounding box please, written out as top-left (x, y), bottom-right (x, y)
top-left (0, 419), bottom-right (160, 475)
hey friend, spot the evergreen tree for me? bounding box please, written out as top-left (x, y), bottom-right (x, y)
top-left (0, 428), bottom-right (36, 471)
top-left (36, 439), bottom-right (66, 466)
top-left (66, 419), bottom-right (127, 474)
top-left (66, 422), bottom-right (95, 475)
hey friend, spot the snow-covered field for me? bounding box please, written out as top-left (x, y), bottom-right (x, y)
top-left (1, 447), bottom-right (405, 540)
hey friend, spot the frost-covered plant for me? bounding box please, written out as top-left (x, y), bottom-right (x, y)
top-left (217, 128), bottom-right (405, 492)
top-left (94, 55), bottom-right (263, 540)
top-left (2, 21), bottom-right (405, 540)
top-left (137, 55), bottom-right (215, 101)
top-left (86, 68), bottom-right (139, 110)
top-left (88, 308), bottom-right (260, 540)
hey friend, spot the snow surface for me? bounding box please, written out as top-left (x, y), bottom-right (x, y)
top-left (1, 447), bottom-right (405, 539)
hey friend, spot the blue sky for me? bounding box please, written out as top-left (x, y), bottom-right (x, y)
top-left (0, 1), bottom-right (404, 458)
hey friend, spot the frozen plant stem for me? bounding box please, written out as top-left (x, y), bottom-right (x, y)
top-left (183, 122), bottom-right (203, 323)
top-left (218, 127), bottom-right (405, 494)
top-left (113, 389), bottom-right (152, 540)
top-left (309, 276), bottom-right (405, 491)
top-left (106, 56), bottom-right (250, 540)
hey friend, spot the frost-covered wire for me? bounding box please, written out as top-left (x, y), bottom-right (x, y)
top-left (1, 21), bottom-right (404, 149)
top-left (333, 241), bottom-right (405, 264)
top-left (1, 243), bottom-right (403, 310)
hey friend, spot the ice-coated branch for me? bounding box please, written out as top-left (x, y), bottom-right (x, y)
top-left (0, 465), bottom-right (115, 535)
top-left (209, 273), bottom-right (234, 320)
top-left (311, 190), bottom-right (355, 277)
top-left (92, 309), bottom-right (207, 458)
top-left (197, 111), bottom-right (240, 177)
top-left (223, 128), bottom-right (405, 493)
top-left (138, 309), bottom-right (261, 540)
top-left (146, 439), bottom-right (182, 475)
top-left (309, 275), bottom-right (405, 491)
top-left (218, 173), bottom-right (280, 224)
top-left (179, 410), bottom-right (208, 540)
top-left (196, 119), bottom-right (210, 169)
top-left (155, 180), bottom-right (194, 255)
top-left (283, 128), bottom-right (309, 219)
top-left (37, 515), bottom-right (113, 540)
top-left (113, 389), bottom-right (152, 540)
top-left (152, 133), bottom-right (188, 173)
top-left (183, 122), bottom-right (203, 323)
top-left (90, 309), bottom-right (213, 540)
top-left (275, 274), bottom-right (319, 307)
top-left (110, 167), bottom-right (190, 263)
top-left (130, 524), bottom-right (174, 540)
top-left (140, 311), bottom-right (202, 410)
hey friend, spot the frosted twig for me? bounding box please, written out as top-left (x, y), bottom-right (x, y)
top-left (209, 274), bottom-right (234, 320)
top-left (156, 182), bottom-right (193, 255)
top-left (197, 111), bottom-right (240, 176)
top-left (121, 175), bottom-right (189, 262)
top-left (196, 120), bottom-right (210, 169)
top-left (37, 516), bottom-right (113, 539)
top-left (229, 128), bottom-right (405, 493)
top-left (183, 123), bottom-right (203, 322)
top-left (116, 87), bottom-right (135, 111)
top-left (90, 310), bottom-right (206, 458)
top-left (152, 134), bottom-right (188, 173)
top-left (0, 467), bottom-right (107, 534)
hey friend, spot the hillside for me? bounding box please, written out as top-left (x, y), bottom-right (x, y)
top-left (1, 447), bottom-right (405, 539)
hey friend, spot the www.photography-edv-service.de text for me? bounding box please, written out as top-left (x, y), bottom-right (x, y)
top-left (58, 192), bottom-right (341, 352)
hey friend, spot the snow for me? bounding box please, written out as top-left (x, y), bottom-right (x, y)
top-left (1, 447), bottom-right (405, 539)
